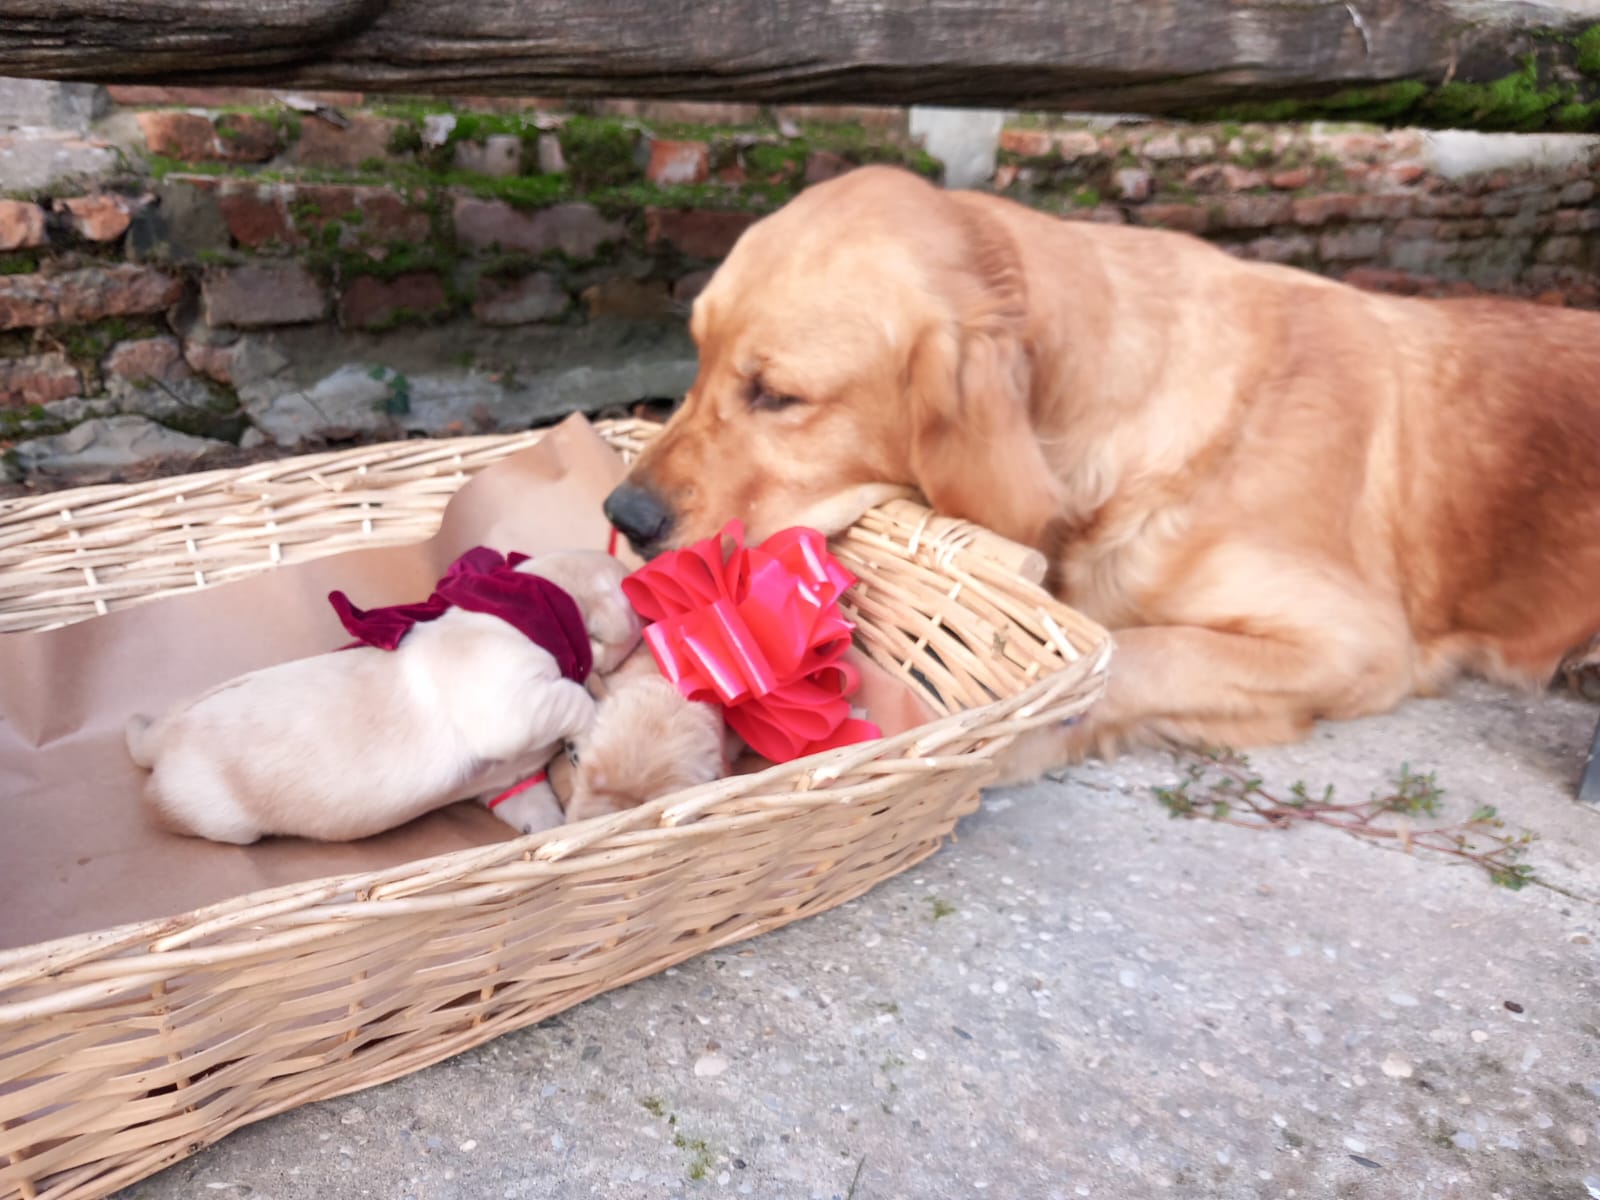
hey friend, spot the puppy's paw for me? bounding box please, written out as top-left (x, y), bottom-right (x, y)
top-left (485, 777), bottom-right (565, 835)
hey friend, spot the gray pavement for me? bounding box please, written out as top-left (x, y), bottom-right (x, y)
top-left (118, 679), bottom-right (1599, 1200)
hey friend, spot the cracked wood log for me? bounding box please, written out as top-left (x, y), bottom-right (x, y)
top-left (1, 0), bottom-right (1598, 128)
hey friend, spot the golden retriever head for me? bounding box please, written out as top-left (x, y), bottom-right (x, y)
top-left (603, 165), bottom-right (1062, 556)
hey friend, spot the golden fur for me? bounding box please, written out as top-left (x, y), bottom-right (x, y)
top-left (611, 164), bottom-right (1600, 776)
top-left (563, 646), bottom-right (729, 823)
top-left (127, 551), bottom-right (641, 843)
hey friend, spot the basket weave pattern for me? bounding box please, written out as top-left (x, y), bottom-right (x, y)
top-left (0, 420), bottom-right (1110, 1200)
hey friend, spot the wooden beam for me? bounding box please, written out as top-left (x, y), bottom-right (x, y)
top-left (1, 0), bottom-right (1598, 129)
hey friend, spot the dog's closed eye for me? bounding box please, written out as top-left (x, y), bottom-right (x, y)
top-left (749, 377), bottom-right (804, 413)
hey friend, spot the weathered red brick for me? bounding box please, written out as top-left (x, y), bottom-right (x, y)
top-left (0, 353), bottom-right (80, 405)
top-left (643, 208), bottom-right (760, 259)
top-left (1313, 131), bottom-right (1386, 162)
top-left (454, 198), bottom-right (625, 259)
top-left (1560, 180), bottom-right (1596, 206)
top-left (1473, 170), bottom-right (1518, 195)
top-left (580, 278), bottom-right (675, 320)
top-left (292, 184), bottom-right (433, 244)
top-left (1269, 167), bottom-right (1312, 191)
top-left (1352, 194), bottom-right (1415, 221)
top-left (1535, 236), bottom-right (1585, 265)
top-left (1290, 193), bottom-right (1361, 226)
top-left (1068, 206), bottom-right (1127, 225)
top-left (217, 187), bottom-right (302, 249)
top-left (1385, 161), bottom-right (1428, 187)
top-left (1549, 209), bottom-right (1587, 235)
top-left (1318, 225), bottom-right (1385, 262)
top-left (339, 273), bottom-right (450, 329)
top-left (134, 111), bottom-right (215, 161)
top-left (998, 129), bottom-right (1053, 158)
top-left (136, 111), bottom-right (278, 163)
top-left (1186, 163), bottom-right (1266, 193)
top-left (1391, 218), bottom-right (1438, 240)
top-left (646, 139), bottom-right (710, 186)
top-left (471, 272), bottom-right (571, 325)
top-left (1054, 131), bottom-right (1101, 160)
top-left (183, 340), bottom-right (238, 385)
top-left (1216, 195), bottom-right (1293, 229)
top-left (1132, 203), bottom-right (1210, 234)
top-left (109, 85), bottom-right (272, 106)
top-left (0, 266), bottom-right (183, 330)
top-left (104, 336), bottom-right (190, 384)
top-left (202, 264), bottom-right (326, 328)
top-left (1243, 234), bottom-right (1314, 263)
top-left (213, 113), bottom-right (280, 162)
top-left (1415, 194), bottom-right (1478, 218)
top-left (0, 201), bottom-right (47, 251)
top-left (59, 194), bottom-right (137, 242)
top-left (1140, 133), bottom-right (1185, 160)
top-left (292, 115), bottom-right (403, 170)
top-left (1385, 238), bottom-right (1457, 271)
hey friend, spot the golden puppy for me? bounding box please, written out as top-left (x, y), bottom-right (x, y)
top-left (562, 645), bottom-right (730, 823)
top-left (604, 164), bottom-right (1600, 774)
top-left (126, 551), bottom-right (641, 843)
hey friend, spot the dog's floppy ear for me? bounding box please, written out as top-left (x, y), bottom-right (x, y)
top-left (905, 201), bottom-right (1061, 550)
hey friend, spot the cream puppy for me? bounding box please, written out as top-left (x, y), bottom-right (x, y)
top-left (562, 645), bottom-right (734, 824)
top-left (126, 550), bottom-right (641, 844)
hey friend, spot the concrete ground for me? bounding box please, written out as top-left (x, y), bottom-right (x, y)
top-left (117, 679), bottom-right (1599, 1200)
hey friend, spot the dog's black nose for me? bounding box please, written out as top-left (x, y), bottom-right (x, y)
top-left (603, 481), bottom-right (673, 552)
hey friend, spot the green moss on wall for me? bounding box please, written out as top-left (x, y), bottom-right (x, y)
top-left (557, 116), bottom-right (644, 190)
top-left (1198, 57), bottom-right (1600, 132)
top-left (1574, 25), bottom-right (1600, 75)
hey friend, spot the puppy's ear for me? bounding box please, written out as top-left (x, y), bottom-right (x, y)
top-left (905, 201), bottom-right (1061, 550)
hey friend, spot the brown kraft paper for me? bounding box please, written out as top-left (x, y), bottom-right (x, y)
top-left (0, 415), bottom-right (934, 952)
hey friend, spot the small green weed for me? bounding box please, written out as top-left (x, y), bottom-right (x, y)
top-left (367, 366), bottom-right (412, 415)
top-left (1154, 748), bottom-right (1538, 888)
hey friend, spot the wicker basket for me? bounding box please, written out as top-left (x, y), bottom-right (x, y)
top-left (0, 419), bottom-right (1110, 1200)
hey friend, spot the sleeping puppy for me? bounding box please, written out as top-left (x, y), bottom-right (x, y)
top-left (561, 644), bottom-right (733, 824)
top-left (126, 550), bottom-right (641, 844)
top-left (470, 549), bottom-right (649, 835)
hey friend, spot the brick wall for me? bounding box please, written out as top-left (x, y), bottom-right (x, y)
top-left (1, 84), bottom-right (1596, 491)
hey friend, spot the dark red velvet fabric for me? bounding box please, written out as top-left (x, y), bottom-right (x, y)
top-left (327, 546), bottom-right (593, 682)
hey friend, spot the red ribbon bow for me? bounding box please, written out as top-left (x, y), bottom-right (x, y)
top-left (620, 521), bottom-right (881, 763)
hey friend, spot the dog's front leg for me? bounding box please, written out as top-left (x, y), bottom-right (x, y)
top-left (991, 623), bottom-right (1412, 783)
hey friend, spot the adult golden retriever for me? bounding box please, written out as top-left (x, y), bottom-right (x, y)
top-left (604, 164), bottom-right (1600, 777)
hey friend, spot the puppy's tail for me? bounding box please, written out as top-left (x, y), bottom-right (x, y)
top-left (124, 713), bottom-right (160, 768)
